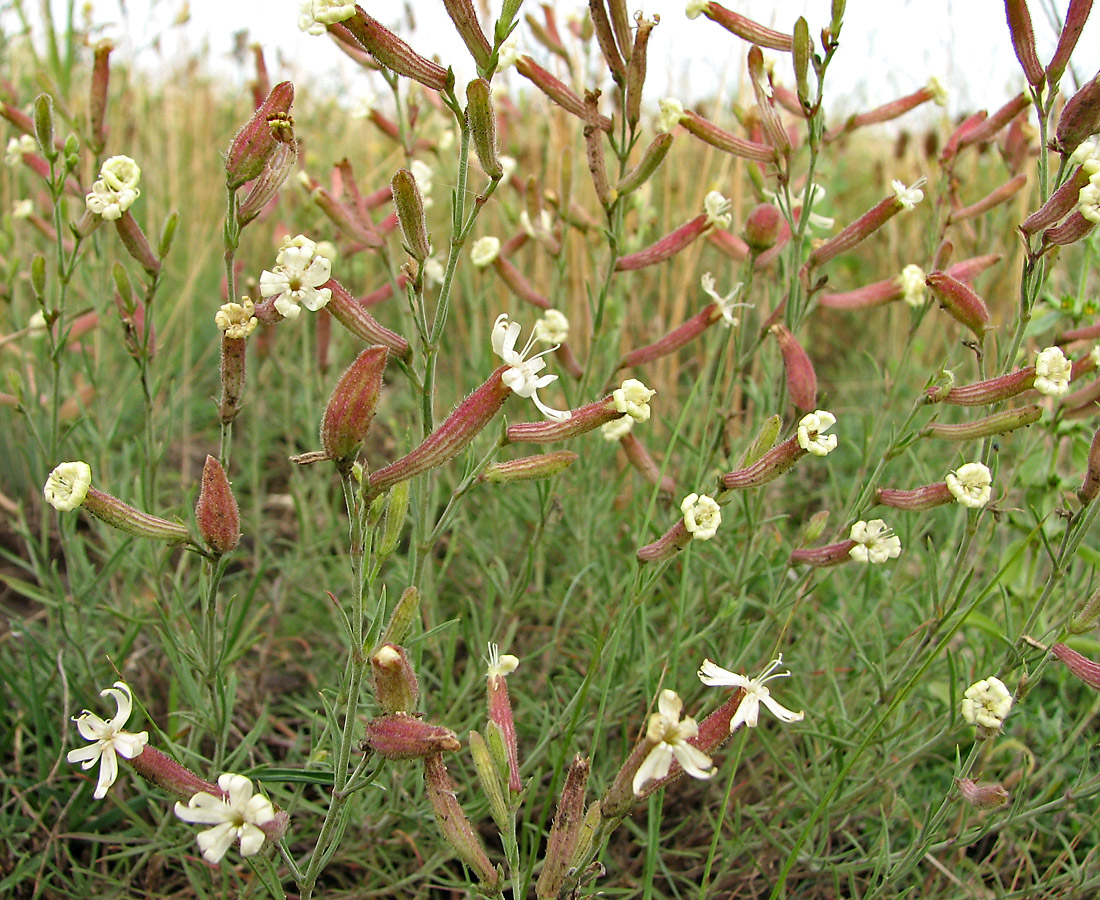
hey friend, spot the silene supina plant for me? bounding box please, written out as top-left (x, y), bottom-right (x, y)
top-left (10, 0), bottom-right (1100, 898)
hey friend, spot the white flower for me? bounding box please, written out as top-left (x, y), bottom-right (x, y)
top-left (891, 177), bottom-right (926, 210)
top-left (926, 76), bottom-right (948, 107)
top-left (298, 0), bottom-right (355, 34)
top-left (796, 410), bottom-right (837, 457)
top-left (848, 519), bottom-right (901, 564)
top-left (499, 155), bottom-right (517, 182)
top-left (258, 235), bottom-right (332, 320)
top-left (174, 773), bottom-right (276, 864)
top-left (703, 190), bottom-right (732, 229)
top-left (497, 36), bottom-right (520, 69)
top-left (946, 462), bottom-right (992, 508)
top-left (486, 642), bottom-right (519, 679)
top-left (44, 461), bottom-right (92, 511)
top-left (85, 180), bottom-right (139, 220)
top-left (533, 309), bottom-right (569, 345)
top-left (492, 313), bottom-right (571, 421)
top-left (698, 655), bottom-right (805, 732)
top-left (5, 134), bottom-right (36, 167)
top-left (685, 0), bottom-right (709, 19)
top-left (27, 309), bottom-right (48, 336)
top-left (316, 240), bottom-right (338, 264)
top-left (632, 689), bottom-right (715, 795)
top-left (520, 209), bottom-right (554, 238)
top-left (1079, 180), bottom-right (1100, 224)
top-left (471, 235), bottom-right (501, 267)
top-left (423, 256), bottom-right (445, 289)
top-left (99, 155), bottom-right (141, 191)
top-left (410, 159), bottom-right (434, 209)
top-left (349, 92), bottom-right (377, 118)
top-left (215, 299), bottom-right (258, 340)
top-left (1070, 138), bottom-right (1100, 165)
top-left (1091, 344), bottom-right (1100, 369)
top-left (1034, 346), bottom-right (1071, 396)
top-left (657, 97), bottom-right (684, 133)
top-left (612, 378), bottom-right (656, 423)
top-left (12, 198), bottom-right (33, 219)
top-left (601, 415), bottom-right (635, 441)
top-left (961, 676), bottom-right (1013, 731)
top-left (897, 264), bottom-right (926, 307)
top-left (66, 681), bottom-right (149, 799)
top-left (681, 493), bottom-right (721, 540)
top-left (700, 272), bottom-right (746, 327)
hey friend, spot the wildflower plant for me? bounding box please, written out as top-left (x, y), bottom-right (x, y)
top-left (7, 1), bottom-right (1100, 899)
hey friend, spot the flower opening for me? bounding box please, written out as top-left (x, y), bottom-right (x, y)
top-left (66, 681), bottom-right (149, 799)
top-left (848, 519), bottom-right (901, 563)
top-left (796, 410), bottom-right (838, 457)
top-left (174, 773), bottom-right (276, 864)
top-left (680, 492), bottom-right (721, 540)
top-left (632, 689), bottom-right (715, 795)
top-left (945, 462), bottom-right (992, 508)
top-left (1034, 346), bottom-right (1071, 396)
top-left (258, 234), bottom-right (332, 320)
top-left (698, 655), bottom-right (805, 731)
top-left (492, 313), bottom-right (570, 421)
top-left (44, 461), bottom-right (92, 511)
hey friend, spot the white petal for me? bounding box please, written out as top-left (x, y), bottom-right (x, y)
top-left (632, 742), bottom-right (674, 795)
top-left (300, 256), bottom-right (332, 287)
top-left (67, 742), bottom-right (104, 766)
top-left (92, 748), bottom-right (118, 799)
top-left (113, 731), bottom-right (149, 759)
top-left (274, 296), bottom-right (301, 320)
top-left (698, 659), bottom-right (749, 688)
top-left (672, 741), bottom-right (716, 780)
top-left (74, 712), bottom-right (109, 741)
top-left (175, 793), bottom-right (233, 825)
top-left (245, 794), bottom-right (276, 826)
top-left (761, 694), bottom-right (804, 724)
top-left (657, 690), bottom-right (683, 722)
top-left (728, 695), bottom-right (761, 731)
top-left (298, 286), bottom-right (332, 311)
top-left (101, 682), bottom-right (133, 727)
top-left (219, 773), bottom-right (254, 806)
top-left (196, 822), bottom-right (237, 864)
top-left (531, 391), bottom-right (571, 421)
top-left (237, 822), bottom-right (267, 857)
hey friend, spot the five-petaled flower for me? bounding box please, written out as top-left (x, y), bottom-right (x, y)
top-left (946, 462), bottom-right (992, 508)
top-left (470, 235), bottom-right (501, 267)
top-left (492, 313), bottom-right (571, 421)
top-left (215, 299), bottom-right (258, 340)
top-left (297, 0), bottom-right (356, 34)
top-left (258, 234), bottom-right (332, 320)
top-left (44, 461), bottom-right (92, 511)
top-left (797, 410), bottom-right (838, 457)
top-left (1033, 346), bottom-right (1071, 396)
top-left (698, 656), bottom-right (805, 732)
top-left (85, 155), bottom-right (141, 221)
top-left (891, 177), bottom-right (926, 210)
top-left (632, 689), bottom-right (715, 795)
top-left (961, 676), bottom-right (1013, 733)
top-left (681, 493), bottom-right (721, 540)
top-left (5, 134), bottom-right (36, 167)
top-left (848, 519), bottom-right (901, 564)
top-left (174, 773), bottom-right (276, 864)
top-left (657, 97), bottom-right (685, 133)
top-left (534, 309), bottom-right (569, 345)
top-left (898, 264), bottom-right (926, 307)
top-left (612, 379), bottom-right (656, 423)
top-left (703, 191), bottom-right (732, 229)
top-left (66, 681), bottom-right (149, 799)
top-left (701, 273), bottom-right (746, 327)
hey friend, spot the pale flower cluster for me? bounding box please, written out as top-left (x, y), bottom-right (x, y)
top-left (297, 0), bottom-right (355, 34)
top-left (66, 682), bottom-right (149, 799)
top-left (471, 235), bottom-right (501, 267)
top-left (174, 773), bottom-right (276, 864)
top-left (796, 410), bottom-right (838, 457)
top-left (612, 379), bottom-right (656, 423)
top-left (215, 299), bottom-right (259, 340)
top-left (897, 264), bottom-right (926, 307)
top-left (681, 493), bottom-right (721, 540)
top-left (44, 461), bottom-right (92, 511)
top-left (632, 690), bottom-right (715, 795)
top-left (492, 313), bottom-right (570, 421)
top-left (701, 273), bottom-right (746, 327)
top-left (258, 234), bottom-right (332, 320)
top-left (699, 656), bottom-right (805, 732)
top-left (600, 415), bottom-right (635, 441)
top-left (657, 97), bottom-right (685, 133)
top-left (1033, 346), bottom-right (1071, 396)
top-left (946, 462), bottom-right (992, 508)
top-left (4, 134), bottom-right (36, 167)
top-left (533, 309), bottom-right (569, 345)
top-left (85, 155), bottom-right (141, 220)
top-left (961, 676), bottom-right (1013, 731)
top-left (848, 519), bottom-right (901, 564)
top-left (703, 191), bottom-right (732, 229)
top-left (891, 177), bottom-right (926, 211)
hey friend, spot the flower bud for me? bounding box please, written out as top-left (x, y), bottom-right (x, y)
top-left (370, 643), bottom-right (419, 714)
top-left (819, 276), bottom-right (905, 309)
top-left (481, 451), bottom-right (578, 483)
top-left (391, 168), bottom-right (431, 262)
top-left (1021, 166), bottom-right (1090, 234)
top-left (744, 203), bottom-right (783, 252)
top-left (89, 39), bottom-right (113, 153)
top-left (926, 271), bottom-right (989, 337)
top-left (486, 645), bottom-right (521, 793)
top-left (364, 713), bottom-right (460, 759)
top-left (624, 13), bottom-right (656, 129)
top-left (793, 17), bottom-right (812, 107)
top-left (367, 366), bottom-right (512, 500)
top-left (469, 730), bottom-right (510, 830)
top-left (590, 0), bottom-right (626, 82)
top-left (739, 414), bottom-right (782, 467)
top-left (491, 254), bottom-right (552, 309)
top-left (1004, 0), bottom-right (1045, 87)
top-left (957, 93), bottom-right (1030, 151)
top-left (1069, 584), bottom-right (1100, 634)
top-left (618, 305), bottom-right (718, 367)
top-left (956, 777), bottom-right (1010, 810)
top-left (443, 0), bottom-right (492, 69)
top-left (325, 281), bottom-right (410, 358)
top-left (698, 2), bottom-right (793, 50)
top-left (1047, 0), bottom-right (1092, 85)
top-left (33, 93), bottom-right (56, 162)
top-left (225, 81), bottom-right (294, 190)
top-left (938, 369), bottom-right (1035, 405)
top-left (320, 347), bottom-right (387, 474)
top-left (583, 90), bottom-right (612, 208)
top-left (1052, 642), bottom-right (1100, 690)
top-left (1043, 210), bottom-right (1096, 246)
top-left (920, 405), bottom-right (1043, 440)
top-left (466, 79), bottom-right (503, 179)
top-left (616, 132), bottom-right (672, 197)
top-left (423, 755), bottom-right (499, 888)
top-left (720, 436), bottom-right (804, 489)
top-left (1056, 71), bottom-right (1100, 156)
top-left (310, 186), bottom-right (383, 247)
top-left (342, 10), bottom-right (452, 92)
top-left (771, 324), bottom-right (817, 410)
top-left (114, 211), bottom-right (161, 275)
top-left (194, 455), bottom-right (240, 555)
top-left (536, 755), bottom-right (590, 900)
top-left (378, 484), bottom-right (411, 562)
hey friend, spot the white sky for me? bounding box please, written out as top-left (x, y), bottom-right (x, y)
top-left (20, 1), bottom-right (1100, 122)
